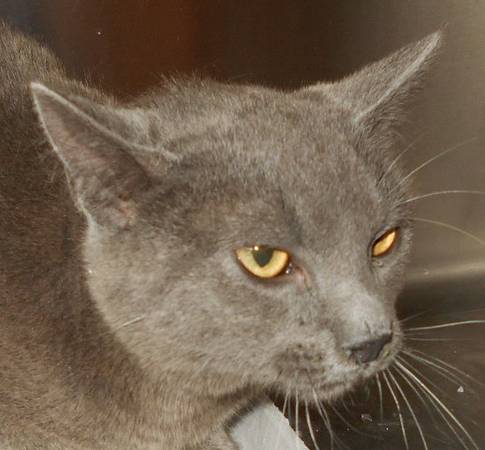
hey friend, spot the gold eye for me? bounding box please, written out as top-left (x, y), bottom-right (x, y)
top-left (372, 228), bottom-right (399, 257)
top-left (236, 245), bottom-right (291, 279)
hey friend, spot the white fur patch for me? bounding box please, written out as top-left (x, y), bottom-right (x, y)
top-left (231, 402), bottom-right (310, 450)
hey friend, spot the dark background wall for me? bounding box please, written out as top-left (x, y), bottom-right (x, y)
top-left (0, 1), bottom-right (449, 91)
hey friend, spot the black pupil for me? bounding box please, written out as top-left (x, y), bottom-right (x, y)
top-left (252, 247), bottom-right (274, 267)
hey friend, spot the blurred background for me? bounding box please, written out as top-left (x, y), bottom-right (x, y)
top-left (2, 1), bottom-right (485, 448)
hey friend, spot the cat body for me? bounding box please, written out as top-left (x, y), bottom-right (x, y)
top-left (0, 22), bottom-right (440, 449)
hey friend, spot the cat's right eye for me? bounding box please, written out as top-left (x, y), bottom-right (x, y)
top-left (235, 245), bottom-right (292, 279)
top-left (372, 228), bottom-right (399, 258)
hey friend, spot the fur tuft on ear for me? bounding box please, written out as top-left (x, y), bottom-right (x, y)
top-left (306, 31), bottom-right (442, 139)
top-left (31, 82), bottom-right (153, 229)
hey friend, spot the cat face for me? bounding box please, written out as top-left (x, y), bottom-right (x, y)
top-left (32, 32), bottom-right (440, 402)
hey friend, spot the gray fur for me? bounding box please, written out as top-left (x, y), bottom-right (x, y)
top-left (0, 21), bottom-right (440, 449)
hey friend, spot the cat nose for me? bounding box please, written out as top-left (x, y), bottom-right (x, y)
top-left (345, 333), bottom-right (393, 364)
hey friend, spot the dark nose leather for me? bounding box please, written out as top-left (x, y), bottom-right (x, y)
top-left (346, 333), bottom-right (393, 364)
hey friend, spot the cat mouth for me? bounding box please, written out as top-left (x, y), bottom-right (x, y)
top-left (273, 332), bottom-right (403, 403)
top-left (279, 350), bottom-right (401, 403)
top-left (289, 361), bottom-right (395, 403)
top-left (291, 371), bottom-right (364, 403)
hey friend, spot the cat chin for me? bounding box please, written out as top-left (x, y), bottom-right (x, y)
top-left (274, 353), bottom-right (401, 405)
top-left (287, 377), bottom-right (361, 404)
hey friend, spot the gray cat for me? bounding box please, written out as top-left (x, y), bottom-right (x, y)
top-left (0, 21), bottom-right (440, 449)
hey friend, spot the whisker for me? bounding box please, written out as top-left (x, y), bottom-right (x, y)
top-left (302, 367), bottom-right (342, 449)
top-left (393, 363), bottom-right (446, 435)
top-left (113, 315), bottom-right (145, 331)
top-left (445, 307), bottom-right (485, 315)
top-left (408, 349), bottom-right (485, 389)
top-left (287, 394), bottom-right (293, 431)
top-left (376, 373), bottom-right (384, 422)
top-left (378, 135), bottom-right (423, 188)
top-left (311, 389), bottom-right (336, 450)
top-left (282, 389), bottom-right (290, 417)
top-left (408, 320), bottom-right (485, 331)
top-left (273, 389), bottom-right (291, 450)
top-left (396, 358), bottom-right (467, 442)
top-left (305, 400), bottom-right (321, 450)
top-left (398, 355), bottom-right (448, 397)
top-left (390, 137), bottom-right (477, 193)
top-left (402, 350), bottom-right (473, 392)
top-left (295, 388), bottom-right (301, 450)
top-left (397, 359), bottom-right (469, 449)
top-left (388, 368), bottom-right (429, 450)
top-left (408, 217), bottom-right (485, 248)
top-left (340, 398), bottom-right (353, 416)
top-left (398, 190), bottom-right (485, 206)
top-left (399, 310), bottom-right (429, 324)
top-left (405, 337), bottom-right (469, 342)
top-left (396, 360), bottom-right (479, 449)
top-left (394, 362), bottom-right (458, 445)
top-left (401, 307), bottom-right (485, 329)
top-left (383, 370), bottom-right (409, 450)
top-left (404, 329), bottom-right (472, 338)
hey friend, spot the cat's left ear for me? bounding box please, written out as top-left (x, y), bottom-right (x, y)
top-left (31, 83), bottom-right (172, 229)
top-left (306, 32), bottom-right (442, 139)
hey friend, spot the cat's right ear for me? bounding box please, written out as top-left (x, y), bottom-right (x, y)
top-left (305, 32), bottom-right (442, 141)
top-left (31, 83), bottom-right (169, 229)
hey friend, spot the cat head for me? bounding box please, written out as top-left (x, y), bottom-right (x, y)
top-left (32, 32), bottom-right (441, 402)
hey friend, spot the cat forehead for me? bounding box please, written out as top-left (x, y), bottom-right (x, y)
top-left (144, 83), bottom-right (354, 169)
top-left (139, 79), bottom-right (349, 145)
top-left (146, 82), bottom-right (392, 206)
top-left (155, 123), bottom-right (393, 244)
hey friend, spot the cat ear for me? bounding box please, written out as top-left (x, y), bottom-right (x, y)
top-left (31, 82), bottom-right (154, 229)
top-left (307, 32), bottom-right (442, 138)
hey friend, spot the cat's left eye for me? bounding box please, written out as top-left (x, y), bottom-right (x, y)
top-left (372, 228), bottom-right (399, 258)
top-left (236, 245), bottom-right (291, 279)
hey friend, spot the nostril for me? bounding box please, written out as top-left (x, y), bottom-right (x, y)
top-left (345, 333), bottom-right (393, 365)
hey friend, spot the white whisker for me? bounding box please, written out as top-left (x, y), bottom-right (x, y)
top-left (282, 390), bottom-right (290, 417)
top-left (378, 135), bottom-right (423, 188)
top-left (305, 400), bottom-right (321, 450)
top-left (398, 355), bottom-right (447, 397)
top-left (394, 363), bottom-right (444, 433)
top-left (114, 315), bottom-right (145, 331)
top-left (287, 395), bottom-right (293, 430)
top-left (376, 373), bottom-right (384, 422)
top-left (402, 350), bottom-right (472, 391)
top-left (405, 337), bottom-right (468, 342)
top-left (312, 389), bottom-right (336, 450)
top-left (399, 190), bottom-right (485, 206)
top-left (383, 370), bottom-right (409, 450)
top-left (396, 360), bottom-right (479, 449)
top-left (408, 320), bottom-right (485, 331)
top-left (409, 217), bottom-right (485, 248)
top-left (397, 358), bottom-right (468, 448)
top-left (273, 390), bottom-right (291, 450)
top-left (390, 137), bottom-right (477, 193)
top-left (407, 349), bottom-right (485, 389)
top-left (388, 368), bottom-right (429, 450)
top-left (340, 398), bottom-right (352, 416)
top-left (400, 310), bottom-right (429, 324)
top-left (295, 388), bottom-right (301, 450)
